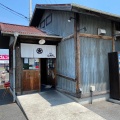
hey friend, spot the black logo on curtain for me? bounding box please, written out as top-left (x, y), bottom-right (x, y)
top-left (36, 48), bottom-right (43, 54)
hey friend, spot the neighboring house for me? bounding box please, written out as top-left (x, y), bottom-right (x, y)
top-left (0, 22), bottom-right (62, 101)
top-left (30, 3), bottom-right (120, 100)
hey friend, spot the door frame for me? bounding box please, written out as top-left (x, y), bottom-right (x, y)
top-left (21, 58), bottom-right (41, 94)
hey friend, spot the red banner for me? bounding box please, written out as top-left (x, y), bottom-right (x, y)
top-left (0, 55), bottom-right (9, 60)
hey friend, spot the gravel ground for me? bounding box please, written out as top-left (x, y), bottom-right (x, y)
top-left (84, 100), bottom-right (120, 120)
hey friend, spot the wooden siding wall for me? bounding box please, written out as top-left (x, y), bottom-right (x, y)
top-left (80, 14), bottom-right (113, 94)
top-left (80, 38), bottom-right (112, 93)
top-left (39, 10), bottom-right (74, 37)
top-left (39, 11), bottom-right (76, 93)
top-left (15, 45), bottom-right (23, 93)
top-left (80, 14), bottom-right (112, 36)
top-left (39, 10), bottom-right (116, 95)
top-left (56, 38), bottom-right (76, 93)
top-left (115, 40), bottom-right (120, 51)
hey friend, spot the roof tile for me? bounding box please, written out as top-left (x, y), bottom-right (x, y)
top-left (0, 22), bottom-right (47, 36)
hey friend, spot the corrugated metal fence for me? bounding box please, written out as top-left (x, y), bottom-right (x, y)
top-left (56, 38), bottom-right (76, 93)
top-left (80, 37), bottom-right (112, 94)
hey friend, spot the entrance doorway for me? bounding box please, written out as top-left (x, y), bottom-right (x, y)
top-left (41, 58), bottom-right (56, 91)
top-left (22, 58), bottom-right (40, 92)
top-left (22, 58), bottom-right (56, 93)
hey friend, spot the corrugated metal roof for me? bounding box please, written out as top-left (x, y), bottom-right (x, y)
top-left (71, 3), bottom-right (120, 19)
top-left (0, 22), bottom-right (48, 37)
top-left (30, 3), bottom-right (120, 26)
top-left (36, 3), bottom-right (120, 18)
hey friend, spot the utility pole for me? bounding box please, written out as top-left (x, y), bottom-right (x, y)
top-left (29, 0), bottom-right (32, 21)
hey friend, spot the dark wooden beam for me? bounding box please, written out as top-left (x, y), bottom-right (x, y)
top-left (62, 33), bottom-right (113, 42)
top-left (62, 34), bottom-right (74, 41)
top-left (81, 90), bottom-right (109, 98)
top-left (56, 88), bottom-right (78, 98)
top-left (19, 35), bottom-right (62, 41)
top-left (74, 13), bottom-right (80, 94)
top-left (79, 33), bottom-right (113, 40)
top-left (56, 73), bottom-right (76, 82)
top-left (112, 22), bottom-right (115, 52)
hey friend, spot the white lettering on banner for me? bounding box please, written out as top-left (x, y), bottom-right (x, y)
top-left (0, 55), bottom-right (9, 60)
top-left (21, 43), bottom-right (56, 58)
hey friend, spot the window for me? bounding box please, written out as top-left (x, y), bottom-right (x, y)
top-left (23, 58), bottom-right (39, 70)
top-left (46, 13), bottom-right (52, 26)
top-left (40, 20), bottom-right (45, 28)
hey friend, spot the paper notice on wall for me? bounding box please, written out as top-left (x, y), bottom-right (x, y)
top-left (24, 58), bottom-right (28, 63)
top-left (29, 58), bottom-right (34, 65)
top-left (35, 58), bottom-right (39, 62)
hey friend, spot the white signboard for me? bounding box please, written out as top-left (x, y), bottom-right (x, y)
top-left (21, 43), bottom-right (56, 58)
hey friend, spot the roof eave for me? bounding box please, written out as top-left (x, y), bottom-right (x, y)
top-left (30, 4), bottom-right (73, 26)
top-left (36, 4), bottom-right (72, 11)
top-left (30, 3), bottom-right (120, 26)
top-left (1, 31), bottom-right (62, 40)
top-left (71, 3), bottom-right (120, 22)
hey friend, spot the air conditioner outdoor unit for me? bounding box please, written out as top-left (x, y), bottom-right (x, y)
top-left (98, 28), bottom-right (106, 35)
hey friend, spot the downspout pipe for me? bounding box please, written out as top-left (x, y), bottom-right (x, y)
top-left (13, 32), bottom-right (19, 102)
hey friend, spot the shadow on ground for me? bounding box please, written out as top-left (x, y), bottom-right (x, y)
top-left (39, 90), bottom-right (75, 106)
top-left (0, 88), bottom-right (13, 105)
top-left (0, 88), bottom-right (27, 120)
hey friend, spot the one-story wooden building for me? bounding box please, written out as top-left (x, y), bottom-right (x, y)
top-left (1, 3), bottom-right (120, 102)
top-left (30, 3), bottom-right (120, 100)
top-left (0, 22), bottom-right (62, 101)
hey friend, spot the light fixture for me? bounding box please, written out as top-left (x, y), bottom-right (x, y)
top-left (68, 17), bottom-right (76, 22)
top-left (39, 39), bottom-right (46, 44)
top-left (68, 17), bottom-right (87, 32)
top-left (79, 27), bottom-right (87, 32)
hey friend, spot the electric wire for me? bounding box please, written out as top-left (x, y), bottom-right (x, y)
top-left (0, 5), bottom-right (29, 21)
top-left (0, 2), bottom-right (29, 21)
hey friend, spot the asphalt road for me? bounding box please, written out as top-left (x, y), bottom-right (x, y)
top-left (0, 67), bottom-right (27, 120)
top-left (84, 100), bottom-right (120, 120)
top-left (0, 89), bottom-right (27, 120)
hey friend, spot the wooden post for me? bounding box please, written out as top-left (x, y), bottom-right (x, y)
top-left (74, 13), bottom-right (80, 95)
top-left (112, 22), bottom-right (115, 52)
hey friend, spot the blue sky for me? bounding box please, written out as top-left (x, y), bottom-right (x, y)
top-left (0, 0), bottom-right (120, 26)
top-left (0, 49), bottom-right (9, 55)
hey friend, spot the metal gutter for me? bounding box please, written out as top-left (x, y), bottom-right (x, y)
top-left (1, 31), bottom-right (62, 39)
top-left (13, 32), bottom-right (19, 102)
